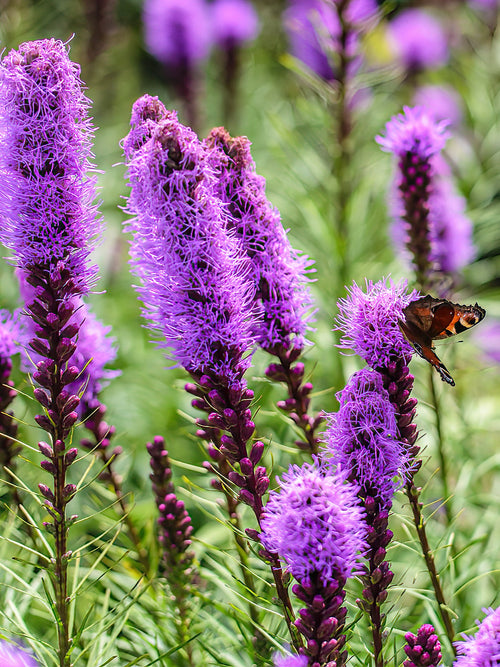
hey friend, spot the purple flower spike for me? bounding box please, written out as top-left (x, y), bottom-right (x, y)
top-left (205, 127), bottom-right (313, 353)
top-left (261, 461), bottom-right (366, 666)
top-left (335, 278), bottom-right (418, 370)
top-left (0, 640), bottom-right (40, 666)
top-left (143, 0), bottom-right (212, 68)
top-left (404, 624), bottom-right (442, 667)
top-left (454, 607), bottom-right (500, 666)
top-left (379, 107), bottom-right (474, 284)
top-left (124, 99), bottom-right (256, 387)
top-left (388, 9), bottom-right (449, 71)
top-left (211, 0), bottom-right (259, 49)
top-left (0, 39), bottom-right (100, 294)
top-left (260, 462), bottom-right (366, 586)
top-left (324, 368), bottom-right (406, 509)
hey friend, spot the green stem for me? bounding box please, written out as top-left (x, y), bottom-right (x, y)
top-left (428, 368), bottom-right (453, 526)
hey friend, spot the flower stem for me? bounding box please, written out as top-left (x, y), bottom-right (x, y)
top-left (428, 369), bottom-right (453, 526)
top-left (405, 480), bottom-right (456, 653)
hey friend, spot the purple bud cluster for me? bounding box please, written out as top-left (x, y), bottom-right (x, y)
top-left (147, 436), bottom-right (195, 578)
top-left (404, 624), bottom-right (442, 667)
top-left (260, 462), bottom-right (366, 666)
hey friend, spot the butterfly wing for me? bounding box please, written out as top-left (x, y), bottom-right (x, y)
top-left (399, 316), bottom-right (455, 386)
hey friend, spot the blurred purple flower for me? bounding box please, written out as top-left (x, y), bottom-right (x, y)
top-left (123, 96), bottom-right (255, 386)
top-left (335, 278), bottom-right (418, 370)
top-left (474, 319), bottom-right (500, 365)
top-left (380, 108), bottom-right (474, 278)
top-left (205, 127), bottom-right (313, 352)
top-left (0, 310), bottom-right (20, 363)
top-left (0, 38), bottom-right (100, 294)
top-left (273, 653), bottom-right (309, 667)
top-left (404, 624), bottom-right (442, 667)
top-left (388, 9), bottom-right (449, 71)
top-left (324, 368), bottom-right (406, 509)
top-left (283, 0), bottom-right (341, 80)
top-left (0, 640), bottom-right (40, 666)
top-left (211, 0), bottom-right (259, 49)
top-left (454, 607), bottom-right (500, 666)
top-left (143, 0), bottom-right (212, 68)
top-left (414, 85), bottom-right (463, 127)
top-left (260, 461), bottom-right (366, 584)
top-left (377, 105), bottom-right (449, 160)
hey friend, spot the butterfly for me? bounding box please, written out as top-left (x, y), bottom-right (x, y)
top-left (399, 295), bottom-right (486, 386)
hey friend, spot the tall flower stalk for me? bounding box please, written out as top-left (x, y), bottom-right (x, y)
top-left (260, 462), bottom-right (367, 666)
top-left (205, 127), bottom-right (320, 453)
top-left (324, 368), bottom-right (407, 667)
top-left (123, 95), bottom-right (298, 650)
top-left (335, 278), bottom-right (457, 653)
top-left (0, 39), bottom-right (102, 667)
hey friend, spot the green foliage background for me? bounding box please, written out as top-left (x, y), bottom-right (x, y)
top-left (0, 0), bottom-right (499, 665)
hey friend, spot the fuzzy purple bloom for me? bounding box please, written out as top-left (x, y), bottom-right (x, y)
top-left (211, 0), bottom-right (259, 49)
top-left (0, 39), bottom-right (100, 294)
top-left (335, 278), bottom-right (418, 370)
top-left (413, 85), bottom-right (463, 128)
top-left (143, 0), bottom-right (212, 68)
top-left (273, 653), bottom-right (309, 667)
top-left (260, 461), bottom-right (366, 584)
top-left (0, 640), bottom-right (40, 666)
top-left (454, 607), bottom-right (500, 666)
top-left (205, 127), bottom-right (313, 352)
top-left (324, 368), bottom-right (406, 509)
top-left (388, 9), bottom-right (449, 71)
top-left (123, 97), bottom-right (256, 386)
top-left (377, 106), bottom-right (449, 160)
top-left (404, 624), bottom-right (442, 667)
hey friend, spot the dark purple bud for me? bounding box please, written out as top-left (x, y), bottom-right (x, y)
top-left (39, 484), bottom-right (55, 502)
top-left (33, 388), bottom-right (50, 408)
top-left (30, 338), bottom-right (50, 357)
top-left (41, 459), bottom-right (57, 474)
top-left (249, 441), bottom-right (264, 464)
top-left (208, 412), bottom-right (225, 429)
top-left (240, 420), bottom-right (255, 440)
top-left (38, 441), bottom-right (54, 457)
top-left (63, 484), bottom-right (77, 498)
top-left (35, 414), bottom-right (53, 430)
top-left (245, 528), bottom-right (260, 541)
top-left (239, 458), bottom-right (253, 476)
top-left (62, 411), bottom-right (78, 429)
top-left (65, 448), bottom-right (78, 465)
top-left (61, 366), bottom-right (80, 385)
top-left (255, 475), bottom-right (270, 496)
top-left (54, 439), bottom-right (66, 453)
top-left (238, 489), bottom-right (255, 507)
top-left (228, 471), bottom-right (246, 487)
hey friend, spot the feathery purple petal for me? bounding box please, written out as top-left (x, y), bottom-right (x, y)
top-left (454, 607), bottom-right (500, 666)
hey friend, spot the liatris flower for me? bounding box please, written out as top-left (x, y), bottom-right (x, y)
top-left (205, 127), bottom-right (320, 452)
top-left (260, 462), bottom-right (366, 666)
top-left (0, 38), bottom-right (102, 663)
top-left (335, 278), bottom-right (456, 647)
top-left (124, 99), bottom-right (255, 388)
top-left (147, 436), bottom-right (195, 579)
top-left (0, 39), bottom-right (100, 293)
top-left (454, 607), bottom-right (500, 666)
top-left (142, 0), bottom-right (212, 129)
top-left (387, 9), bottom-right (449, 72)
top-left (211, 0), bottom-right (259, 49)
top-left (324, 368), bottom-right (406, 666)
top-left (324, 368), bottom-right (405, 509)
top-left (205, 127), bottom-right (313, 354)
top-left (404, 624), bottom-right (442, 667)
top-left (0, 640), bottom-right (40, 666)
top-left (474, 319), bottom-right (500, 365)
top-left (413, 85), bottom-right (463, 128)
top-left (377, 106), bottom-right (450, 289)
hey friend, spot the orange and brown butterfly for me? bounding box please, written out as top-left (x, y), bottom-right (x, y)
top-left (399, 295), bottom-right (486, 386)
